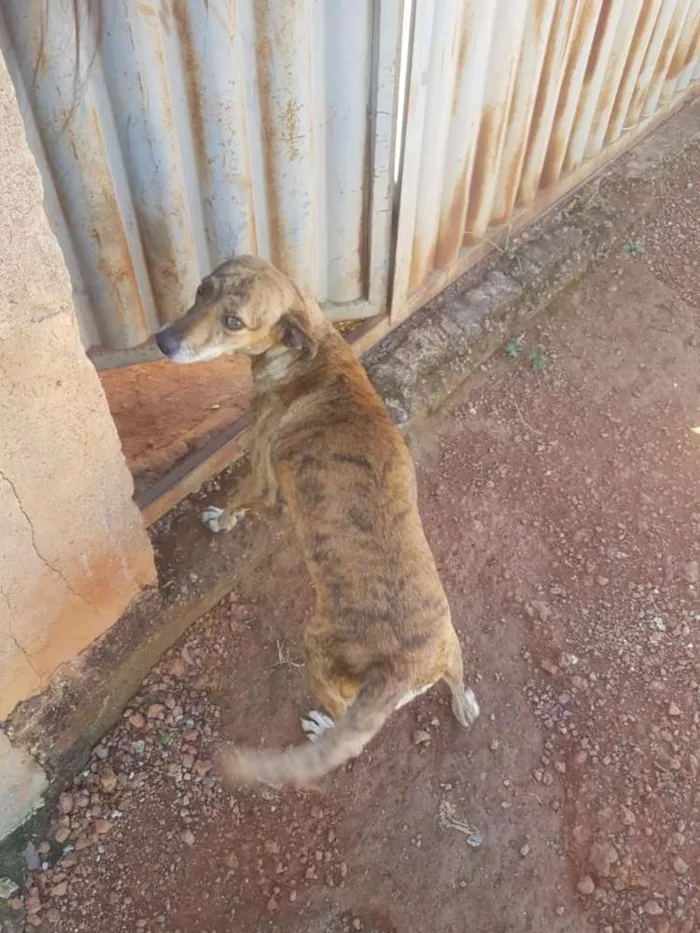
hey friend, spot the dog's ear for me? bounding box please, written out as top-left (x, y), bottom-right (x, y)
top-left (277, 311), bottom-right (317, 356)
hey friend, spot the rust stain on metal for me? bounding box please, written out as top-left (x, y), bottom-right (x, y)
top-left (518, 0), bottom-right (579, 205)
top-left (279, 98), bottom-right (304, 164)
top-left (253, 0), bottom-right (284, 270)
top-left (158, 0), bottom-right (173, 36)
top-left (434, 162), bottom-right (469, 270)
top-left (626, 2), bottom-right (668, 120)
top-left (584, 0), bottom-right (615, 85)
top-left (541, 0), bottom-right (601, 189)
top-left (654, 5), bottom-right (687, 84)
top-left (87, 108), bottom-right (147, 338)
top-left (606, 1), bottom-right (659, 140)
top-left (682, 19), bottom-right (700, 72)
top-left (662, 4), bottom-right (696, 82)
top-left (357, 104), bottom-right (372, 297)
top-left (172, 0), bottom-right (209, 186)
top-left (409, 234), bottom-right (425, 295)
top-left (464, 107), bottom-right (495, 246)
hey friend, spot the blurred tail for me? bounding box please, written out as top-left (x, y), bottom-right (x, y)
top-left (218, 667), bottom-right (401, 788)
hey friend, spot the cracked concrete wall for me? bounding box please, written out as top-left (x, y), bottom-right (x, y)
top-left (0, 53), bottom-right (155, 783)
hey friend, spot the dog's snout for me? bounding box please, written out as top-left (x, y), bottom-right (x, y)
top-left (156, 326), bottom-right (181, 358)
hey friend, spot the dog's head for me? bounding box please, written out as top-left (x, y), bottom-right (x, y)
top-left (155, 256), bottom-right (320, 364)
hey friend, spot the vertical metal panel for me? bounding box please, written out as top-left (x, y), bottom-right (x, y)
top-left (409, 1), bottom-right (468, 292)
top-left (660, 0), bottom-right (700, 100)
top-left (463, 0), bottom-right (529, 243)
top-left (517, 0), bottom-right (585, 207)
top-left (392, 0), bottom-right (700, 321)
top-left (583, 0), bottom-right (645, 159)
top-left (642, 0), bottom-right (694, 115)
top-left (626, 0), bottom-right (686, 124)
top-left (564, 0), bottom-right (628, 173)
top-left (605, 0), bottom-right (665, 143)
top-left (0, 0), bottom-right (400, 353)
top-left (540, 0), bottom-right (605, 189)
top-left (491, 0), bottom-right (559, 225)
top-left (432, 1), bottom-right (496, 270)
top-left (390, 0), bottom-right (434, 317)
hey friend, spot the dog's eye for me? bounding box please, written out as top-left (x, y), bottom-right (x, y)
top-left (196, 280), bottom-right (215, 302)
top-left (223, 314), bottom-right (243, 331)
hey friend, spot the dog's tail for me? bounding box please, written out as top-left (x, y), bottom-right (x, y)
top-left (218, 667), bottom-right (401, 788)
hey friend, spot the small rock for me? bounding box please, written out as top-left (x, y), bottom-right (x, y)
top-left (100, 768), bottom-right (118, 793)
top-left (596, 576), bottom-right (609, 587)
top-left (24, 842), bottom-right (41, 871)
top-left (673, 856), bottom-right (689, 875)
top-left (621, 805), bottom-right (636, 825)
top-left (181, 753), bottom-right (195, 769)
top-left (147, 703), bottom-right (166, 719)
top-left (577, 876), bottom-right (595, 895)
top-left (37, 841), bottom-right (50, 856)
top-left (669, 702), bottom-right (682, 717)
top-left (128, 712), bottom-right (146, 729)
top-left (683, 561), bottom-right (699, 583)
top-left (182, 830), bottom-right (195, 846)
top-left (412, 730), bottom-right (431, 746)
top-left (193, 759), bottom-right (213, 777)
top-left (50, 881), bottom-right (68, 898)
top-left (58, 793), bottom-right (74, 815)
top-left (267, 897), bottom-right (278, 912)
top-left (520, 843), bottom-right (530, 857)
top-left (489, 739), bottom-right (500, 752)
top-left (94, 745), bottom-right (109, 760)
top-left (27, 914), bottom-right (43, 927)
top-left (54, 826), bottom-right (70, 844)
top-left (589, 841), bottom-right (619, 877)
top-left (643, 900), bottom-right (663, 916)
top-left (95, 819), bottom-right (112, 835)
top-left (0, 878), bottom-right (19, 899)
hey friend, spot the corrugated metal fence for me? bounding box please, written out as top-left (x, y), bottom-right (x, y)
top-left (2, 0), bottom-right (700, 360)
top-left (0, 0), bottom-right (401, 352)
top-left (392, 0), bottom-right (700, 322)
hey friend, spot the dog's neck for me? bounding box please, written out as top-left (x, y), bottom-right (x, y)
top-left (251, 324), bottom-right (335, 394)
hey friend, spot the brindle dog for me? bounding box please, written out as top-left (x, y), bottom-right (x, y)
top-left (156, 256), bottom-right (479, 787)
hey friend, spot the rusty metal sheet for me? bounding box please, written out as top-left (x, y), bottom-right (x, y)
top-left (392, 0), bottom-right (700, 323)
top-left (0, 0), bottom-right (401, 354)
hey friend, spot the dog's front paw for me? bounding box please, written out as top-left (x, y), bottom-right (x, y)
top-left (201, 505), bottom-right (237, 533)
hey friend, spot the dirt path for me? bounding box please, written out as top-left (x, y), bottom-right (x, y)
top-left (11, 142), bottom-right (700, 933)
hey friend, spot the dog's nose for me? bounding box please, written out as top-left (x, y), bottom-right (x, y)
top-left (156, 326), bottom-right (181, 358)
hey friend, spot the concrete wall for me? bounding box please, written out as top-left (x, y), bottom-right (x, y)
top-left (0, 55), bottom-right (156, 836)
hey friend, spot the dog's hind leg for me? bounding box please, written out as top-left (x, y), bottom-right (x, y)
top-left (442, 629), bottom-right (480, 728)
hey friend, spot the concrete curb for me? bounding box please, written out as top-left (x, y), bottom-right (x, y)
top-left (365, 212), bottom-right (619, 431)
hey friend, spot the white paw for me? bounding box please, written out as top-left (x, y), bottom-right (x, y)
top-left (301, 710), bottom-right (335, 742)
top-left (463, 688), bottom-right (480, 724)
top-left (200, 506), bottom-right (244, 533)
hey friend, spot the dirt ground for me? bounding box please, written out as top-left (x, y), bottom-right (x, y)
top-left (9, 139), bottom-right (700, 933)
top-left (99, 355), bottom-right (251, 498)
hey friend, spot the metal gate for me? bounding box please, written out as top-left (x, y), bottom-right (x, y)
top-left (2, 0), bottom-right (700, 359)
top-left (0, 0), bottom-right (402, 357)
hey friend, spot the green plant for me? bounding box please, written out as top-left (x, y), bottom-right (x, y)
top-left (505, 337), bottom-right (522, 358)
top-left (529, 346), bottom-right (549, 372)
top-left (622, 237), bottom-right (645, 256)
